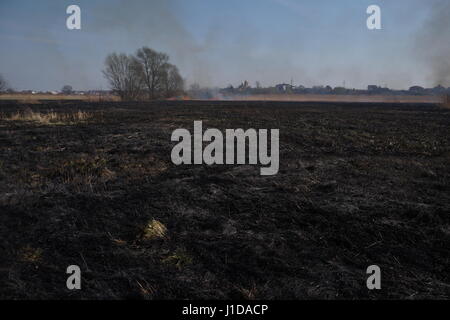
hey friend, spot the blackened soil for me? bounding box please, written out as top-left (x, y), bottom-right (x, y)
top-left (0, 100), bottom-right (449, 299)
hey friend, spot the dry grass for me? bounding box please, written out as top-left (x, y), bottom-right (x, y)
top-left (162, 249), bottom-right (193, 269)
top-left (143, 220), bottom-right (168, 240)
top-left (442, 94), bottom-right (450, 109)
top-left (237, 94), bottom-right (442, 103)
top-left (0, 109), bottom-right (94, 124)
top-left (0, 93), bottom-right (119, 103)
top-left (19, 246), bottom-right (43, 263)
top-left (48, 157), bottom-right (115, 187)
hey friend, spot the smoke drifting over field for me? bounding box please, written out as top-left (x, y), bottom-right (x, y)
top-left (90, 0), bottom-right (347, 88)
top-left (1, 1), bottom-right (449, 90)
top-left (92, 0), bottom-right (214, 86)
top-left (416, 0), bottom-right (450, 86)
top-left (91, 0), bottom-right (450, 89)
top-left (93, 0), bottom-right (311, 88)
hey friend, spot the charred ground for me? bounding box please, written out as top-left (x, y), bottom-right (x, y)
top-left (0, 100), bottom-right (449, 299)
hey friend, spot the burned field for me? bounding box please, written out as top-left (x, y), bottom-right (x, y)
top-left (0, 100), bottom-right (449, 299)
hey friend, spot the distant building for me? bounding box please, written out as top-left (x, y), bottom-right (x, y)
top-left (367, 85), bottom-right (390, 94)
top-left (238, 80), bottom-right (250, 91)
top-left (409, 86), bottom-right (425, 92)
top-left (275, 83), bottom-right (295, 92)
top-left (409, 86), bottom-right (425, 95)
top-left (432, 85), bottom-right (446, 94)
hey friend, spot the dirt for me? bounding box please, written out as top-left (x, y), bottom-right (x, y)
top-left (0, 100), bottom-right (449, 299)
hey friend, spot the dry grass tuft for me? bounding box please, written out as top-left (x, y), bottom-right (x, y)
top-left (0, 108), bottom-right (94, 124)
top-left (143, 219), bottom-right (168, 240)
top-left (162, 249), bottom-right (193, 269)
top-left (19, 246), bottom-right (43, 263)
top-left (48, 157), bottom-right (115, 186)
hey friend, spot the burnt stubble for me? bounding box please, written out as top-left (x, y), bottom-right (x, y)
top-left (0, 100), bottom-right (449, 299)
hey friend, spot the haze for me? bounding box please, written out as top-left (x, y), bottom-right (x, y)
top-left (0, 0), bottom-right (448, 91)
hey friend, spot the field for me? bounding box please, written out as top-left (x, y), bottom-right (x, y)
top-left (0, 100), bottom-right (449, 299)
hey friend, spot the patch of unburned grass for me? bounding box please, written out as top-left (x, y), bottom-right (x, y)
top-left (0, 109), bottom-right (95, 125)
top-left (46, 156), bottom-right (115, 186)
top-left (19, 246), bottom-right (43, 263)
top-left (119, 158), bottom-right (169, 177)
top-left (162, 249), bottom-right (193, 269)
top-left (143, 219), bottom-right (168, 240)
top-left (0, 93), bottom-right (119, 102)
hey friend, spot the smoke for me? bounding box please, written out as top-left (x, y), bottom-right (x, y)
top-left (92, 0), bottom-right (214, 86)
top-left (4, 0), bottom-right (448, 91)
top-left (416, 0), bottom-right (450, 86)
top-left (91, 0), bottom-right (311, 88)
top-left (88, 0), bottom-right (450, 90)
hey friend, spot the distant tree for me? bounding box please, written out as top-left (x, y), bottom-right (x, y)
top-left (103, 47), bottom-right (184, 100)
top-left (61, 85), bottom-right (73, 95)
top-left (103, 53), bottom-right (144, 101)
top-left (188, 83), bottom-right (201, 97)
top-left (161, 63), bottom-right (184, 98)
top-left (135, 47), bottom-right (169, 99)
top-left (0, 74), bottom-right (8, 93)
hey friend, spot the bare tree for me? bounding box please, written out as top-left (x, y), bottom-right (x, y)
top-left (103, 47), bottom-right (184, 100)
top-left (161, 63), bottom-right (184, 98)
top-left (0, 74), bottom-right (8, 93)
top-left (103, 53), bottom-right (143, 101)
top-left (135, 47), bottom-right (169, 99)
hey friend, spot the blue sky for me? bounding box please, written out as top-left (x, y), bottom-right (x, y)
top-left (0, 0), bottom-right (444, 91)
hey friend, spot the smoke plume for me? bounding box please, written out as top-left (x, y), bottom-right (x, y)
top-left (416, 0), bottom-right (450, 86)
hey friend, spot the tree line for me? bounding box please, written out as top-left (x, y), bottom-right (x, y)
top-left (0, 74), bottom-right (8, 93)
top-left (103, 47), bottom-right (184, 101)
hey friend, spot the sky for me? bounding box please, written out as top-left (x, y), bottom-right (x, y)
top-left (0, 0), bottom-right (447, 91)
